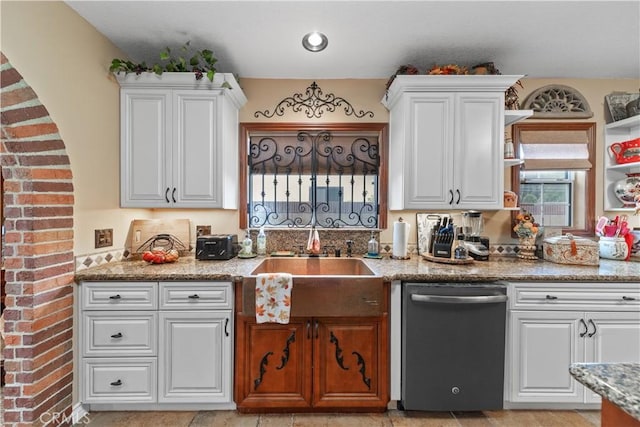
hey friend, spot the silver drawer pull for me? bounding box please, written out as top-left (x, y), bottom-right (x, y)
top-left (411, 294), bottom-right (507, 304)
top-left (188, 294), bottom-right (200, 299)
top-left (110, 332), bottom-right (123, 339)
top-left (622, 296), bottom-right (636, 301)
top-left (545, 295), bottom-right (558, 300)
top-left (109, 294), bottom-right (122, 300)
top-left (110, 379), bottom-right (122, 386)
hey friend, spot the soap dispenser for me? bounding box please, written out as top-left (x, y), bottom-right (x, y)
top-left (367, 231), bottom-right (379, 257)
top-left (241, 229), bottom-right (253, 256)
top-left (257, 226), bottom-right (267, 255)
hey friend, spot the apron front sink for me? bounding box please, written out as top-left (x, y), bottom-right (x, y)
top-left (250, 257), bottom-right (376, 277)
top-left (242, 258), bottom-right (383, 317)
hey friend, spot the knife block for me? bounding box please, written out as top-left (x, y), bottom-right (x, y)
top-left (433, 241), bottom-right (452, 258)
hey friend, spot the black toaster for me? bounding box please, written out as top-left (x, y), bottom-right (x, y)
top-left (196, 234), bottom-right (238, 260)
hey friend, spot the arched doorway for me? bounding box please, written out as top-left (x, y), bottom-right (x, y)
top-left (1, 52), bottom-right (75, 426)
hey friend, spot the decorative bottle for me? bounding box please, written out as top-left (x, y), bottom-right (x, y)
top-left (367, 231), bottom-right (379, 257)
top-left (242, 230), bottom-right (253, 255)
top-left (257, 226), bottom-right (266, 255)
top-left (454, 232), bottom-right (468, 260)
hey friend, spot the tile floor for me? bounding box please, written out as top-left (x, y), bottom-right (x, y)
top-left (75, 409), bottom-right (601, 427)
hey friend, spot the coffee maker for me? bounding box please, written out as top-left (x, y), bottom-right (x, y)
top-left (461, 211), bottom-right (490, 261)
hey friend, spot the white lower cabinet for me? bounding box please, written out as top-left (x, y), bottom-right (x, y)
top-left (159, 312), bottom-right (231, 403)
top-left (79, 281), bottom-right (234, 410)
top-left (507, 282), bottom-right (640, 407)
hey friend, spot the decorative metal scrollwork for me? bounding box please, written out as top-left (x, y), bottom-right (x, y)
top-left (522, 85), bottom-right (593, 118)
top-left (352, 351), bottom-right (371, 390)
top-left (276, 331), bottom-right (296, 370)
top-left (330, 331), bottom-right (349, 371)
top-left (253, 351), bottom-right (273, 390)
top-left (248, 130), bottom-right (379, 228)
top-left (254, 81), bottom-right (374, 119)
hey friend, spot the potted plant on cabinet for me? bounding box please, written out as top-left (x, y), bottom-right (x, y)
top-left (110, 41), bottom-right (220, 82)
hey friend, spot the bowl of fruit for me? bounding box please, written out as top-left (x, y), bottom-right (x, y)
top-left (141, 248), bottom-right (180, 264)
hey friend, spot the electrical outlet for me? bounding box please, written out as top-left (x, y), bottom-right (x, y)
top-left (95, 229), bottom-right (113, 248)
top-left (196, 225), bottom-right (211, 237)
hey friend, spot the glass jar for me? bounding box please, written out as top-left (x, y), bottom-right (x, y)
top-left (599, 236), bottom-right (629, 260)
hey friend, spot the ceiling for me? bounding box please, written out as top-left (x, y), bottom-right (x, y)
top-left (67, 0), bottom-right (640, 80)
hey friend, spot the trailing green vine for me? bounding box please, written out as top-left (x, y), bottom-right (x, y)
top-left (110, 42), bottom-right (218, 82)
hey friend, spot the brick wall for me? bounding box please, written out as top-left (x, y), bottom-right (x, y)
top-left (1, 53), bottom-right (75, 427)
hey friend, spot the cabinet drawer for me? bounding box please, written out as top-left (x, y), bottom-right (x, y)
top-left (83, 312), bottom-right (157, 357)
top-left (81, 282), bottom-right (158, 310)
top-left (83, 357), bottom-right (157, 403)
top-left (510, 283), bottom-right (640, 311)
top-left (160, 282), bottom-right (232, 310)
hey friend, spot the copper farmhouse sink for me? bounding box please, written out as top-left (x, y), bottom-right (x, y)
top-left (250, 257), bottom-right (376, 277)
top-left (241, 258), bottom-right (383, 317)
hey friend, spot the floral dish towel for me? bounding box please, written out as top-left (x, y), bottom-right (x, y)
top-left (255, 272), bottom-right (293, 324)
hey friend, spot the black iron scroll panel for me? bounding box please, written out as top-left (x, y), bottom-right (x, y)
top-left (329, 331), bottom-right (349, 371)
top-left (253, 331), bottom-right (297, 390)
top-left (254, 81), bottom-right (374, 119)
top-left (352, 351), bottom-right (372, 390)
top-left (253, 351), bottom-right (273, 391)
top-left (248, 131), bottom-right (379, 228)
top-left (276, 331), bottom-right (296, 370)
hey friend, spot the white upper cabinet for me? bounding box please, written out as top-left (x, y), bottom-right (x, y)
top-left (118, 73), bottom-right (247, 209)
top-left (382, 75), bottom-right (525, 210)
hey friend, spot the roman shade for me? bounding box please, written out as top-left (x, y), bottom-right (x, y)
top-left (519, 129), bottom-right (593, 170)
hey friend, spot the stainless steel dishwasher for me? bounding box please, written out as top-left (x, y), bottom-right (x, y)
top-left (401, 283), bottom-right (507, 411)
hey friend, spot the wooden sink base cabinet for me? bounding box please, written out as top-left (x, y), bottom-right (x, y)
top-left (234, 279), bottom-right (390, 413)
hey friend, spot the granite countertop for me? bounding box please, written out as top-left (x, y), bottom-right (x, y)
top-left (570, 363), bottom-right (640, 420)
top-left (74, 255), bottom-right (640, 283)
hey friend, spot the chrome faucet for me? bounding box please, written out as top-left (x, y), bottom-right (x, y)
top-left (345, 240), bottom-right (354, 257)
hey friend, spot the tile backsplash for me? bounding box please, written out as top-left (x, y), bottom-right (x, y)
top-left (75, 234), bottom-right (520, 271)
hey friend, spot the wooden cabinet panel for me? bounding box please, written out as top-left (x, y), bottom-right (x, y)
top-left (313, 317), bottom-right (387, 409)
top-left (235, 315), bottom-right (388, 412)
top-left (235, 317), bottom-right (312, 410)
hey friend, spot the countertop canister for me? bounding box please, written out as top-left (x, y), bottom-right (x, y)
top-left (392, 218), bottom-right (410, 259)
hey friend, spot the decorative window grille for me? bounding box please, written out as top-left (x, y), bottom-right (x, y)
top-left (248, 130), bottom-right (379, 228)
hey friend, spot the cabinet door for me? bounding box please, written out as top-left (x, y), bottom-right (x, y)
top-left (584, 312), bottom-right (640, 403)
top-left (402, 93), bottom-right (454, 209)
top-left (454, 93), bottom-right (503, 209)
top-left (313, 317), bottom-right (388, 410)
top-left (158, 311), bottom-right (232, 403)
top-left (120, 89), bottom-right (172, 207)
top-left (509, 311), bottom-right (585, 403)
top-left (173, 91), bottom-right (222, 208)
top-left (235, 317), bottom-right (312, 410)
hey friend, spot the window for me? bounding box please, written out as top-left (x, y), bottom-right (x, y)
top-left (520, 171), bottom-right (573, 227)
top-left (511, 122), bottom-right (595, 236)
top-left (239, 123), bottom-right (388, 229)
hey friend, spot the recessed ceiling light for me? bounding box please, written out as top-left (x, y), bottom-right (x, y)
top-left (302, 31), bottom-right (328, 52)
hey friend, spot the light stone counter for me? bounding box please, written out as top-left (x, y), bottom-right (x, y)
top-left (74, 255), bottom-right (640, 283)
top-left (570, 362), bottom-right (640, 420)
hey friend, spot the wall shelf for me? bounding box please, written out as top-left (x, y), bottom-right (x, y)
top-left (603, 115), bottom-right (640, 211)
top-left (505, 110), bottom-right (534, 127)
top-left (504, 158), bottom-right (524, 167)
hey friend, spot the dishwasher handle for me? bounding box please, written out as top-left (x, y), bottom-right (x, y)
top-left (411, 293), bottom-right (507, 304)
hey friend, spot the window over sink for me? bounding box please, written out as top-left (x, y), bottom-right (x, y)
top-left (239, 123), bottom-right (388, 230)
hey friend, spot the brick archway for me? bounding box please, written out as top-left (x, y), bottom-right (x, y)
top-left (1, 53), bottom-right (75, 426)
